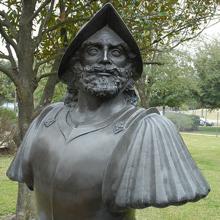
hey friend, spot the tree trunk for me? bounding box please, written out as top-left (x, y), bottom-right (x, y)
top-left (205, 109), bottom-right (208, 126)
top-left (15, 1), bottom-right (37, 219)
top-left (16, 183), bottom-right (36, 220)
top-left (17, 87), bottom-right (34, 138)
top-left (35, 49), bottom-right (64, 114)
top-left (136, 75), bottom-right (150, 108)
top-left (162, 105), bottom-right (166, 115)
top-left (16, 87), bottom-right (36, 220)
top-left (201, 108), bottom-right (204, 118)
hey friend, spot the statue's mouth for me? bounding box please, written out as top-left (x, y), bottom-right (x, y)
top-left (86, 69), bottom-right (115, 76)
top-left (85, 66), bottom-right (120, 76)
top-left (96, 72), bottom-right (112, 76)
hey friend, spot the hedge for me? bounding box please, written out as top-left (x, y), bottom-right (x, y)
top-left (165, 112), bottom-right (200, 131)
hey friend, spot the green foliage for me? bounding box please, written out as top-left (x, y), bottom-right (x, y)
top-left (34, 79), bottom-right (66, 105)
top-left (34, 0), bottom-right (218, 62)
top-left (0, 0), bottom-right (218, 111)
top-left (165, 112), bottom-right (200, 131)
top-left (0, 62), bottom-right (15, 105)
top-left (34, 77), bottom-right (47, 105)
top-left (0, 107), bottom-right (16, 122)
top-left (148, 50), bottom-right (198, 108)
top-left (52, 82), bottom-right (66, 102)
top-left (194, 39), bottom-right (220, 109)
top-left (0, 107), bottom-right (17, 151)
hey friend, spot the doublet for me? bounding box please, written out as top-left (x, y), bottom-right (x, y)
top-left (7, 102), bottom-right (210, 220)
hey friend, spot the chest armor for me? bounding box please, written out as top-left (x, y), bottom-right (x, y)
top-left (29, 105), bottom-right (136, 219)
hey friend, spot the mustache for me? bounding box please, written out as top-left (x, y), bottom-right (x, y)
top-left (83, 65), bottom-right (124, 76)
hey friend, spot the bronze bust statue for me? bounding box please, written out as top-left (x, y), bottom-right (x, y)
top-left (7, 3), bottom-right (210, 220)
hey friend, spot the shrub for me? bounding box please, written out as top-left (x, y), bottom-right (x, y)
top-left (0, 107), bottom-right (17, 154)
top-left (0, 107), bottom-right (16, 120)
top-left (165, 112), bottom-right (200, 131)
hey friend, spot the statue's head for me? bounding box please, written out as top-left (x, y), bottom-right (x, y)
top-left (58, 3), bottom-right (143, 104)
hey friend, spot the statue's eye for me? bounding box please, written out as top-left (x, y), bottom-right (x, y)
top-left (111, 49), bottom-right (121, 57)
top-left (87, 46), bottom-right (99, 56)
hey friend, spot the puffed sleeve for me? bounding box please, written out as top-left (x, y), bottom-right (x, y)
top-left (6, 118), bottom-right (37, 190)
top-left (6, 103), bottom-right (59, 190)
top-left (102, 112), bottom-right (210, 210)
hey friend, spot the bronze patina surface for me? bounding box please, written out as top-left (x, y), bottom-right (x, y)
top-left (7, 3), bottom-right (210, 220)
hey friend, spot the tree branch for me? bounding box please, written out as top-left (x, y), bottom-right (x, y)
top-left (0, 21), bottom-right (18, 54)
top-left (0, 11), bottom-right (11, 27)
top-left (34, 0), bottom-right (55, 47)
top-left (0, 49), bottom-right (19, 85)
top-left (6, 43), bottom-right (17, 70)
top-left (34, 52), bottom-right (63, 74)
top-left (35, 49), bottom-right (62, 112)
top-left (143, 61), bottom-right (164, 65)
top-left (156, 14), bottom-right (214, 46)
top-left (0, 10), bottom-right (17, 38)
top-left (0, 62), bottom-right (17, 84)
top-left (41, 16), bottom-right (89, 36)
top-left (37, 72), bottom-right (57, 82)
top-left (169, 19), bottom-right (212, 50)
top-left (29, 0), bottom-right (52, 21)
top-left (140, 47), bottom-right (163, 53)
top-left (0, 51), bottom-right (10, 60)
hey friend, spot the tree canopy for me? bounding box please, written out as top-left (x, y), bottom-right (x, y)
top-left (147, 50), bottom-right (198, 111)
top-left (0, 60), bottom-right (15, 105)
top-left (194, 39), bottom-right (220, 109)
top-left (0, 1), bottom-right (218, 111)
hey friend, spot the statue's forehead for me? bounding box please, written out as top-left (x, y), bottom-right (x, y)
top-left (82, 26), bottom-right (128, 47)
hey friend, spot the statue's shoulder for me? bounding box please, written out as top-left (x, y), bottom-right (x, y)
top-left (125, 106), bottom-right (161, 128)
top-left (35, 102), bottom-right (64, 128)
top-left (126, 106), bottom-right (178, 135)
top-left (103, 106), bottom-right (210, 210)
top-left (6, 102), bottom-right (64, 189)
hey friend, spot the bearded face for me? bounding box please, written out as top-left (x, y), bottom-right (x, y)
top-left (67, 26), bottom-right (136, 99)
top-left (71, 62), bottom-right (133, 98)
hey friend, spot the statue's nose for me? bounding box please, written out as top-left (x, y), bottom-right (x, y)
top-left (99, 47), bottom-right (111, 64)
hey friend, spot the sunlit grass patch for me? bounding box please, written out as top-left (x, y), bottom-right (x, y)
top-left (0, 156), bottom-right (17, 217)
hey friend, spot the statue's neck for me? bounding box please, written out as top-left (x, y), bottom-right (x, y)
top-left (71, 90), bottom-right (128, 124)
top-left (77, 89), bottom-right (105, 112)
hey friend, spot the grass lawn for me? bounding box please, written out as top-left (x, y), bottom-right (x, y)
top-left (193, 126), bottom-right (220, 136)
top-left (0, 156), bottom-right (17, 217)
top-left (0, 134), bottom-right (220, 219)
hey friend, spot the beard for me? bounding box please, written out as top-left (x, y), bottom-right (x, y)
top-left (71, 62), bottom-right (133, 98)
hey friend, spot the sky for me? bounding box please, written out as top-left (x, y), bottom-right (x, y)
top-left (201, 19), bottom-right (220, 40)
top-left (177, 17), bottom-right (220, 55)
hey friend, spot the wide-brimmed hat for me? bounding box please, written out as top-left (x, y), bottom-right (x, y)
top-left (58, 3), bottom-right (143, 84)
